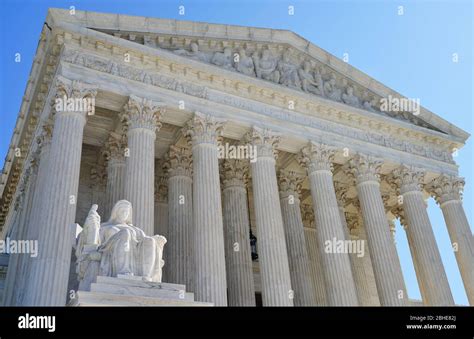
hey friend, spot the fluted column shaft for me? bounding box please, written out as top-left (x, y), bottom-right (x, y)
top-left (221, 159), bottom-right (255, 306)
top-left (185, 113), bottom-right (227, 306)
top-left (348, 155), bottom-right (406, 306)
top-left (166, 146), bottom-right (193, 291)
top-left (356, 220), bottom-right (381, 306)
top-left (343, 211), bottom-right (381, 306)
top-left (338, 208), bottom-right (365, 306)
top-left (246, 128), bottom-right (293, 306)
top-left (21, 129), bottom-right (52, 306)
top-left (28, 77), bottom-right (96, 306)
top-left (429, 175), bottom-right (474, 305)
top-left (303, 227), bottom-right (327, 305)
top-left (102, 133), bottom-right (127, 219)
top-left (299, 142), bottom-right (358, 306)
top-left (357, 181), bottom-right (407, 306)
top-left (105, 158), bottom-right (126, 219)
top-left (393, 166), bottom-right (454, 306)
top-left (123, 95), bottom-right (163, 236)
top-left (279, 171), bottom-right (315, 306)
top-left (440, 202), bottom-right (473, 304)
top-left (3, 160), bottom-right (37, 305)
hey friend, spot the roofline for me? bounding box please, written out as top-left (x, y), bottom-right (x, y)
top-left (45, 7), bottom-right (470, 142)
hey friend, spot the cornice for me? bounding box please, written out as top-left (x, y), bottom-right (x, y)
top-left (46, 8), bottom-right (469, 141)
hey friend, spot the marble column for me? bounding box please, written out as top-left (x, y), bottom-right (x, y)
top-left (429, 175), bottom-right (473, 305)
top-left (154, 158), bottom-right (169, 281)
top-left (246, 127), bottom-right (293, 306)
top-left (392, 165), bottom-right (454, 306)
top-left (3, 157), bottom-right (37, 306)
top-left (29, 76), bottom-right (97, 306)
top-left (166, 145), bottom-right (193, 291)
top-left (298, 141), bottom-right (358, 306)
top-left (334, 182), bottom-right (367, 306)
top-left (20, 122), bottom-right (53, 306)
top-left (184, 112), bottom-right (227, 306)
top-left (301, 204), bottom-right (327, 305)
top-left (122, 95), bottom-right (164, 236)
top-left (102, 133), bottom-right (127, 220)
top-left (221, 158), bottom-right (256, 306)
top-left (279, 170), bottom-right (315, 306)
top-left (154, 158), bottom-right (169, 237)
top-left (347, 154), bottom-right (406, 306)
top-left (345, 213), bottom-right (381, 306)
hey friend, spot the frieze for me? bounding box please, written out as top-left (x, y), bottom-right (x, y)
top-left (60, 47), bottom-right (454, 165)
top-left (138, 35), bottom-right (437, 130)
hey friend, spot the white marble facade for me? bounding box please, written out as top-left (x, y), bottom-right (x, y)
top-left (0, 9), bottom-right (473, 307)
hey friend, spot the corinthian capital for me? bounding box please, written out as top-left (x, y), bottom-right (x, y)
top-left (391, 165), bottom-right (425, 195)
top-left (278, 170), bottom-right (304, 199)
top-left (334, 181), bottom-right (349, 208)
top-left (102, 133), bottom-right (127, 162)
top-left (167, 145), bottom-right (193, 178)
top-left (427, 174), bottom-right (464, 205)
top-left (298, 141), bottom-right (335, 173)
top-left (243, 126), bottom-right (281, 159)
top-left (391, 206), bottom-right (407, 230)
top-left (122, 94), bottom-right (164, 132)
top-left (220, 159), bottom-right (249, 188)
top-left (347, 154), bottom-right (382, 184)
top-left (183, 112), bottom-right (225, 145)
top-left (54, 76), bottom-right (97, 116)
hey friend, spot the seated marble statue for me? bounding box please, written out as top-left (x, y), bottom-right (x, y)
top-left (298, 61), bottom-right (323, 95)
top-left (211, 47), bottom-right (233, 70)
top-left (173, 42), bottom-right (211, 63)
top-left (235, 48), bottom-right (256, 76)
top-left (342, 85), bottom-right (360, 107)
top-left (277, 51), bottom-right (301, 89)
top-left (252, 49), bottom-right (280, 83)
top-left (75, 200), bottom-right (167, 290)
top-left (362, 96), bottom-right (378, 112)
top-left (323, 74), bottom-right (342, 101)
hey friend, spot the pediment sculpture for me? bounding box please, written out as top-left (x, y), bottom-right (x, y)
top-left (75, 200), bottom-right (167, 291)
top-left (168, 43), bottom-right (378, 111)
top-left (162, 41), bottom-right (433, 129)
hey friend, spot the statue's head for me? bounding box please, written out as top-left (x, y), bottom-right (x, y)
top-left (190, 42), bottom-right (199, 52)
top-left (108, 200), bottom-right (133, 225)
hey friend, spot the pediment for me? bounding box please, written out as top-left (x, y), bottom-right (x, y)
top-left (47, 8), bottom-right (469, 141)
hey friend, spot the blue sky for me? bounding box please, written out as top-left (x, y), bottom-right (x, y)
top-left (0, 0), bottom-right (472, 305)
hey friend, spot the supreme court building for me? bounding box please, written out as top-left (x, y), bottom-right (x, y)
top-left (0, 8), bottom-right (472, 307)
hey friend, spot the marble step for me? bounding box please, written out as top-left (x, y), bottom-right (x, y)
top-left (96, 275), bottom-right (186, 292)
top-left (75, 290), bottom-right (212, 307)
top-left (90, 282), bottom-right (195, 301)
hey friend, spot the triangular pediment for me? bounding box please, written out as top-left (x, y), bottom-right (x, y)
top-left (47, 8), bottom-right (469, 141)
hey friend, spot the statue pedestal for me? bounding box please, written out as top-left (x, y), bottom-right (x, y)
top-left (70, 275), bottom-right (213, 306)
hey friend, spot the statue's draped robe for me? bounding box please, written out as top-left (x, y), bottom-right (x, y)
top-left (98, 222), bottom-right (162, 279)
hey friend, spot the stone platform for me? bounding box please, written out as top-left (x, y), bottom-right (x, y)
top-left (70, 275), bottom-right (213, 306)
